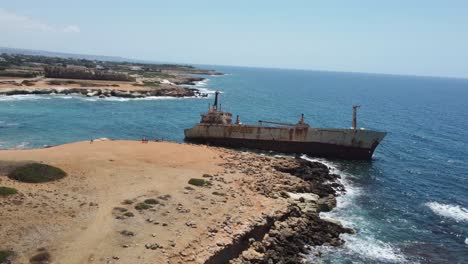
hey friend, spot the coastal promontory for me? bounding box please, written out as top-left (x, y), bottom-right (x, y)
top-left (0, 53), bottom-right (222, 99)
top-left (0, 140), bottom-right (351, 264)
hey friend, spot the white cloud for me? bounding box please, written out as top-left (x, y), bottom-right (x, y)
top-left (0, 8), bottom-right (80, 33)
top-left (63, 25), bottom-right (81, 33)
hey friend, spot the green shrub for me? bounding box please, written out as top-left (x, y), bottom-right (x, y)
top-left (0, 71), bottom-right (38, 78)
top-left (29, 251), bottom-right (50, 263)
top-left (113, 207), bottom-right (127, 212)
top-left (188, 178), bottom-right (211, 187)
top-left (123, 212), bottom-right (135, 217)
top-left (142, 81), bottom-right (160, 87)
top-left (0, 186), bottom-right (18, 196)
top-left (144, 198), bottom-right (158, 205)
top-left (135, 202), bottom-right (153, 210)
top-left (8, 163), bottom-right (66, 183)
top-left (0, 250), bottom-right (14, 263)
top-left (122, 199), bottom-right (133, 205)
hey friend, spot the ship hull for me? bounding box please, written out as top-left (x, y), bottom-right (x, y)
top-left (184, 124), bottom-right (386, 160)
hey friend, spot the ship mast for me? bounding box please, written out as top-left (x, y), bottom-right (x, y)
top-left (352, 105), bottom-right (360, 130)
top-left (212, 91), bottom-right (219, 111)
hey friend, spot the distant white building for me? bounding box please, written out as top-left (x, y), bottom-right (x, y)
top-left (130, 66), bottom-right (142, 71)
top-left (0, 57), bottom-right (5, 62)
top-left (160, 79), bottom-right (174, 85)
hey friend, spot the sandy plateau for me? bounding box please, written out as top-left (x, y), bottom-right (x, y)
top-left (0, 140), bottom-right (351, 264)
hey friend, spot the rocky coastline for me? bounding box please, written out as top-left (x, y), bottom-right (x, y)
top-left (205, 151), bottom-right (353, 264)
top-left (0, 77), bottom-right (209, 99)
top-left (0, 86), bottom-right (206, 99)
top-left (0, 142), bottom-right (352, 264)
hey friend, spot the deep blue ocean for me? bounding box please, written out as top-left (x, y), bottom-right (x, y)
top-left (1, 66), bottom-right (467, 263)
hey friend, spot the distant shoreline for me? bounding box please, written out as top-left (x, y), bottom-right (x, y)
top-left (0, 52), bottom-right (223, 99)
top-left (0, 77), bottom-right (212, 99)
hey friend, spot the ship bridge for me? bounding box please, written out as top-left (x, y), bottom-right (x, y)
top-left (200, 91), bottom-right (232, 125)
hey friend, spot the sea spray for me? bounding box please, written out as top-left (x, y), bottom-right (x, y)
top-left (425, 202), bottom-right (468, 222)
top-left (301, 155), bottom-right (407, 263)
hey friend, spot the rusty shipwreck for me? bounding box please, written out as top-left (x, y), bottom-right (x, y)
top-left (184, 92), bottom-right (386, 160)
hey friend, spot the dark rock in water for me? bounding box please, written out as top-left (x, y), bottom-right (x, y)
top-left (317, 195), bottom-right (337, 212)
top-left (274, 159), bottom-right (343, 198)
top-left (232, 205), bottom-right (353, 264)
top-left (213, 155), bottom-right (350, 264)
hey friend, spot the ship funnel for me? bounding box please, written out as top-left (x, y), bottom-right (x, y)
top-left (213, 91), bottom-right (219, 110)
top-left (235, 115), bottom-right (241, 124)
top-left (352, 105), bottom-right (361, 130)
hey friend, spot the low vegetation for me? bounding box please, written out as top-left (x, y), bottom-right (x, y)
top-left (113, 207), bottom-right (128, 212)
top-left (8, 163), bottom-right (67, 183)
top-left (0, 52), bottom-right (221, 86)
top-left (140, 72), bottom-right (174, 78)
top-left (144, 198), bottom-right (159, 204)
top-left (0, 250), bottom-right (14, 263)
top-left (0, 186), bottom-right (18, 196)
top-left (122, 199), bottom-right (134, 205)
top-left (29, 251), bottom-right (50, 264)
top-left (188, 178), bottom-right (212, 187)
top-left (0, 70), bottom-right (39, 78)
top-left (123, 212), bottom-right (135, 217)
top-left (135, 202), bottom-right (153, 210)
top-left (44, 66), bottom-right (136, 82)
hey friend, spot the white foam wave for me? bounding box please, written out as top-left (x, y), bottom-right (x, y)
top-left (301, 155), bottom-right (407, 263)
top-left (197, 87), bottom-right (217, 95)
top-left (12, 141), bottom-right (29, 149)
top-left (341, 234), bottom-right (407, 263)
top-left (301, 155), bottom-right (360, 210)
top-left (0, 94), bottom-right (213, 102)
top-left (426, 202), bottom-right (468, 222)
top-left (0, 120), bottom-right (19, 127)
top-left (194, 79), bottom-right (210, 87)
top-left (184, 78), bottom-right (217, 95)
top-left (0, 95), bottom-right (52, 101)
top-left (100, 96), bottom-right (183, 102)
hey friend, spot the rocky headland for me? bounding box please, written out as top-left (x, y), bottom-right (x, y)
top-left (0, 52), bottom-right (223, 99)
top-left (0, 76), bottom-right (209, 99)
top-left (0, 141), bottom-right (351, 264)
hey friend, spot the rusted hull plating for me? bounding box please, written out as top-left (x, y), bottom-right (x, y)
top-left (184, 124), bottom-right (386, 160)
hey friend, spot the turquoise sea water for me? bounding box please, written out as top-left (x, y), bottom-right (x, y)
top-left (1, 66), bottom-right (467, 263)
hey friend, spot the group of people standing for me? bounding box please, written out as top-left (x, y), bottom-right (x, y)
top-left (141, 137), bottom-right (163, 143)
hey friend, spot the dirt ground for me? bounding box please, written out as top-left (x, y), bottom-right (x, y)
top-left (0, 140), bottom-right (286, 264)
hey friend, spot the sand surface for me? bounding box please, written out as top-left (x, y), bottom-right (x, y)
top-left (0, 140), bottom-right (287, 264)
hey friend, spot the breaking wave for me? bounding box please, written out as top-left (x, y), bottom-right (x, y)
top-left (13, 142), bottom-right (29, 149)
top-left (0, 95), bottom-right (52, 101)
top-left (340, 234), bottom-right (407, 263)
top-left (0, 94), bottom-right (212, 102)
top-left (425, 202), bottom-right (468, 222)
top-left (191, 78), bottom-right (217, 95)
top-left (301, 155), bottom-right (407, 263)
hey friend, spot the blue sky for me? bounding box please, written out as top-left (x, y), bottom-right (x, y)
top-left (1, 0), bottom-right (467, 78)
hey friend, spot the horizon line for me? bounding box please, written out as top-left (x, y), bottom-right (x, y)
top-left (2, 46), bottom-right (468, 81)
